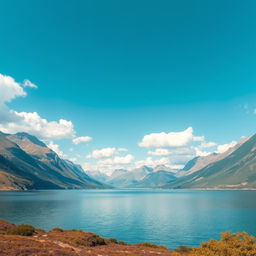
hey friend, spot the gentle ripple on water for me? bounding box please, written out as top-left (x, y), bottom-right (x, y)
top-left (0, 189), bottom-right (256, 249)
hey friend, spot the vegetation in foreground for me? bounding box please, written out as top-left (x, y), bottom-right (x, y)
top-left (0, 220), bottom-right (256, 256)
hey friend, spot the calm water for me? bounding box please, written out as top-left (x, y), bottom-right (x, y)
top-left (0, 189), bottom-right (256, 249)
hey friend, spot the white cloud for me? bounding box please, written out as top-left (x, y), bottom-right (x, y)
top-left (139, 127), bottom-right (203, 148)
top-left (86, 147), bottom-right (127, 159)
top-left (215, 141), bottom-right (237, 154)
top-left (0, 74), bottom-right (76, 140)
top-left (47, 141), bottom-right (67, 158)
top-left (0, 111), bottom-right (75, 139)
top-left (194, 147), bottom-right (211, 157)
top-left (98, 154), bottom-right (134, 165)
top-left (23, 79), bottom-right (38, 89)
top-left (135, 157), bottom-right (170, 167)
top-left (193, 136), bottom-right (205, 142)
top-left (199, 141), bottom-right (217, 148)
top-left (68, 157), bottom-right (77, 162)
top-left (83, 154), bottom-right (134, 175)
top-left (72, 136), bottom-right (92, 145)
top-left (0, 74), bottom-right (26, 104)
top-left (148, 147), bottom-right (195, 157)
top-left (148, 148), bottom-right (171, 156)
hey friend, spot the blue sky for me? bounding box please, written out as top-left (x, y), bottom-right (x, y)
top-left (0, 0), bottom-right (256, 173)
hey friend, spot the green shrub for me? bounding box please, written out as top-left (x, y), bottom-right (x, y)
top-left (7, 224), bottom-right (35, 236)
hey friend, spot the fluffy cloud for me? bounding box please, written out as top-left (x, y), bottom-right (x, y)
top-left (23, 79), bottom-right (38, 89)
top-left (199, 141), bottom-right (217, 148)
top-left (135, 157), bottom-right (170, 167)
top-left (215, 141), bottom-right (237, 154)
top-left (83, 154), bottom-right (134, 175)
top-left (194, 147), bottom-right (211, 157)
top-left (47, 141), bottom-right (67, 158)
top-left (72, 136), bottom-right (92, 145)
top-left (0, 111), bottom-right (75, 139)
top-left (139, 127), bottom-right (204, 148)
top-left (0, 74), bottom-right (77, 140)
top-left (98, 154), bottom-right (134, 165)
top-left (135, 157), bottom-right (185, 170)
top-left (86, 147), bottom-right (127, 159)
top-left (148, 147), bottom-right (195, 156)
top-left (148, 148), bottom-right (170, 156)
top-left (0, 74), bottom-right (26, 104)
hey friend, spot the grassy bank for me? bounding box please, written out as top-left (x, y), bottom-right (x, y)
top-left (0, 220), bottom-right (255, 255)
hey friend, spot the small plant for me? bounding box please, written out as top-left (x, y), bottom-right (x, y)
top-left (7, 224), bottom-right (35, 236)
top-left (35, 228), bottom-right (45, 234)
top-left (118, 241), bottom-right (127, 245)
top-left (51, 227), bottom-right (64, 232)
top-left (92, 235), bottom-right (106, 246)
top-left (108, 238), bottom-right (118, 244)
top-left (175, 245), bottom-right (192, 253)
top-left (74, 234), bottom-right (106, 247)
top-left (136, 242), bottom-right (167, 249)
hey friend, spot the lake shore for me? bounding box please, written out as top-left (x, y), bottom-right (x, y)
top-left (1, 219), bottom-right (256, 256)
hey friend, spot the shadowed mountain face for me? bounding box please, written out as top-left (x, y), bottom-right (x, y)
top-left (0, 132), bottom-right (107, 190)
top-left (164, 134), bottom-right (256, 189)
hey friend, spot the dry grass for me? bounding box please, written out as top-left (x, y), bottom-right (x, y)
top-left (1, 219), bottom-right (256, 256)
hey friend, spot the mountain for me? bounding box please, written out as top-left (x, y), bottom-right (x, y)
top-left (0, 132), bottom-right (107, 190)
top-left (88, 165), bottom-right (177, 188)
top-left (106, 166), bottom-right (153, 187)
top-left (87, 170), bottom-right (109, 183)
top-left (153, 165), bottom-right (177, 174)
top-left (179, 137), bottom-right (250, 177)
top-left (164, 134), bottom-right (256, 189)
top-left (132, 170), bottom-right (177, 188)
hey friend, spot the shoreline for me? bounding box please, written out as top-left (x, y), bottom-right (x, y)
top-left (0, 219), bottom-right (255, 256)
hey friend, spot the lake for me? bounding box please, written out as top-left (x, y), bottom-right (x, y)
top-left (0, 189), bottom-right (256, 249)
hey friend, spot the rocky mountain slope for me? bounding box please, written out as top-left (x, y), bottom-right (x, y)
top-left (0, 132), bottom-right (106, 190)
top-left (180, 137), bottom-right (249, 176)
top-left (164, 134), bottom-right (256, 189)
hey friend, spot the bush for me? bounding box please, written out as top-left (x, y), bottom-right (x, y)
top-left (175, 245), bottom-right (192, 253)
top-left (118, 241), bottom-right (127, 245)
top-left (51, 227), bottom-right (64, 232)
top-left (136, 242), bottom-right (167, 249)
top-left (74, 234), bottom-right (106, 247)
top-left (108, 238), bottom-right (118, 244)
top-left (90, 235), bottom-right (106, 246)
top-left (35, 228), bottom-right (45, 234)
top-left (189, 232), bottom-right (256, 256)
top-left (7, 224), bottom-right (35, 236)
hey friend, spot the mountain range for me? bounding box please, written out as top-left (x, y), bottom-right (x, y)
top-left (0, 132), bottom-right (107, 190)
top-left (0, 131), bottom-right (256, 190)
top-left (88, 135), bottom-right (256, 189)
